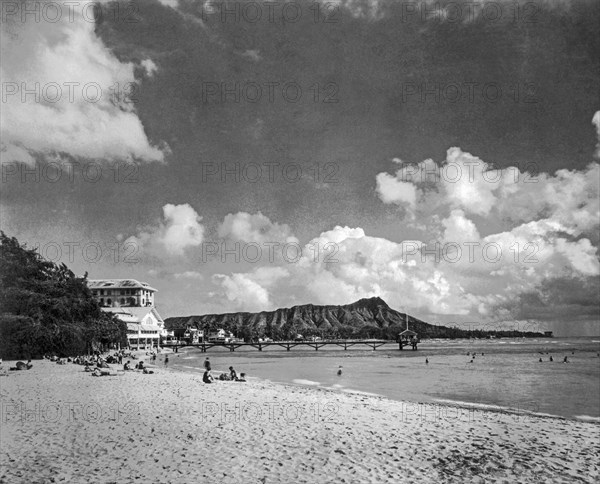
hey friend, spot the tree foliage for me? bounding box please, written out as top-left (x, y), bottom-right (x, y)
top-left (0, 232), bottom-right (127, 358)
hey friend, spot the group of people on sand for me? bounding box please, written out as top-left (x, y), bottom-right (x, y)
top-left (201, 357), bottom-right (246, 384)
top-left (39, 349), bottom-right (158, 376)
top-left (122, 359), bottom-right (155, 374)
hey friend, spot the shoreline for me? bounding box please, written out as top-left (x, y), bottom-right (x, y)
top-left (165, 344), bottom-right (600, 423)
top-left (2, 359), bottom-right (599, 483)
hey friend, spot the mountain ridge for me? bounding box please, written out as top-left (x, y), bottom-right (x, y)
top-left (164, 297), bottom-right (437, 340)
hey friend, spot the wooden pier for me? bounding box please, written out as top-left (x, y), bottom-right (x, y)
top-left (167, 339), bottom-right (418, 353)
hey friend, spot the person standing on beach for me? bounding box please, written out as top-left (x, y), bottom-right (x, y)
top-left (165, 355), bottom-right (169, 367)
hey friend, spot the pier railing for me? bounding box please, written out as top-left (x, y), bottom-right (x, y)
top-left (164, 339), bottom-right (418, 353)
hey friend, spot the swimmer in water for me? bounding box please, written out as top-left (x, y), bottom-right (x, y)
top-left (539, 358), bottom-right (543, 362)
top-left (549, 356), bottom-right (553, 362)
top-left (425, 358), bottom-right (429, 364)
top-left (337, 366), bottom-right (342, 376)
top-left (563, 356), bottom-right (569, 363)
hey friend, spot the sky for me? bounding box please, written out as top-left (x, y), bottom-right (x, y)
top-left (1, 0), bottom-right (599, 335)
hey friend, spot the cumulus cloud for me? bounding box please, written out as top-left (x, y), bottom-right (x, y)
top-left (375, 172), bottom-right (418, 208)
top-left (0, 0), bottom-right (165, 165)
top-left (212, 273), bottom-right (274, 312)
top-left (128, 203), bottom-right (204, 257)
top-left (211, 265), bottom-right (290, 312)
top-left (372, 138), bottom-right (599, 321)
top-left (593, 110), bottom-right (600, 158)
top-left (377, 145), bottom-right (600, 239)
top-left (141, 59), bottom-right (158, 77)
top-left (218, 211), bottom-right (298, 245)
top-left (205, 128), bottom-right (599, 320)
top-left (174, 271), bottom-right (204, 280)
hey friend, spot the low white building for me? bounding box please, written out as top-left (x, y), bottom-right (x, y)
top-left (208, 328), bottom-right (236, 343)
top-left (101, 306), bottom-right (169, 350)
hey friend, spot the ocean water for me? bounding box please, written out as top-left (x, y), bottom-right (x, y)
top-left (168, 337), bottom-right (600, 421)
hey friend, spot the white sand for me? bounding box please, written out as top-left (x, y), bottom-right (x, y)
top-left (1, 360), bottom-right (599, 483)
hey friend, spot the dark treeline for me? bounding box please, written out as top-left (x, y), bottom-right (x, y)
top-left (0, 232), bottom-right (127, 359)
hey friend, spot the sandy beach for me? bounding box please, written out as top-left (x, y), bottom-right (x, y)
top-left (1, 358), bottom-right (599, 484)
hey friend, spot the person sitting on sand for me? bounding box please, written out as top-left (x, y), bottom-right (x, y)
top-left (84, 365), bottom-right (92, 372)
top-left (143, 367), bottom-right (154, 374)
top-left (124, 361), bottom-right (133, 371)
top-left (203, 369), bottom-right (214, 384)
top-left (229, 366), bottom-right (237, 380)
top-left (237, 372), bottom-right (246, 382)
top-left (337, 366), bottom-right (343, 375)
top-left (10, 360), bottom-right (33, 371)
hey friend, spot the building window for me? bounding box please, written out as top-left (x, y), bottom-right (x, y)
top-left (120, 298), bottom-right (125, 305)
top-left (107, 298), bottom-right (112, 305)
top-left (100, 298), bottom-right (104, 305)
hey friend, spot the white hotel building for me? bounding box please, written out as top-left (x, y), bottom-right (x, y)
top-left (87, 279), bottom-right (173, 349)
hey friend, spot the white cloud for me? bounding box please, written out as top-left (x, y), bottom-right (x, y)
top-left (0, 0), bottom-right (165, 166)
top-left (128, 203), bottom-right (204, 257)
top-left (212, 273), bottom-right (273, 312)
top-left (218, 211), bottom-right (298, 245)
top-left (204, 135), bottom-right (599, 319)
top-left (593, 111), bottom-right (600, 158)
top-left (240, 50), bottom-right (262, 62)
top-left (141, 59), bottom-right (158, 77)
top-left (174, 271), bottom-right (204, 280)
top-left (157, 0), bottom-right (180, 8)
top-left (375, 172), bottom-right (418, 208)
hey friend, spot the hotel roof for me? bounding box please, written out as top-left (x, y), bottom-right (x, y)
top-left (88, 279), bottom-right (157, 292)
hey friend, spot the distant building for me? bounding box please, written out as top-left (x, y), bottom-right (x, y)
top-left (87, 279), bottom-right (172, 349)
top-left (88, 279), bottom-right (156, 308)
top-left (544, 331), bottom-right (554, 337)
top-left (208, 328), bottom-right (236, 343)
